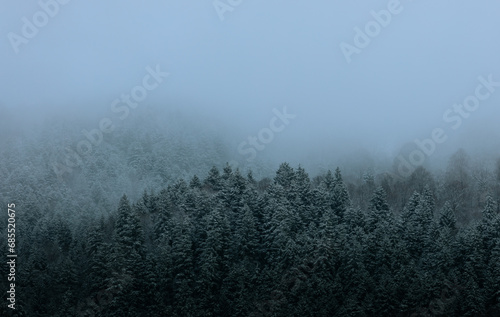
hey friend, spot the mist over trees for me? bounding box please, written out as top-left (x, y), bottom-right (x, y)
top-left (2, 1), bottom-right (500, 316)
top-left (1, 112), bottom-right (500, 315)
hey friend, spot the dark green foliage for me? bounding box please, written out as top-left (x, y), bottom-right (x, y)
top-left (439, 201), bottom-right (457, 232)
top-left (367, 186), bottom-right (391, 232)
top-left (204, 165), bottom-right (223, 191)
top-left (9, 163), bottom-right (500, 316)
top-left (113, 195), bottom-right (146, 272)
top-left (274, 162), bottom-right (295, 189)
top-left (189, 174), bottom-right (202, 189)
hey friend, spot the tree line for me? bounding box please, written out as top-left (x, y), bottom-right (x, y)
top-left (2, 160), bottom-right (500, 316)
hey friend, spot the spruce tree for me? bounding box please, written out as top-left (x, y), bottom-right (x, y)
top-left (439, 201), bottom-right (457, 233)
top-left (320, 170), bottom-right (335, 192)
top-left (198, 205), bottom-right (231, 315)
top-left (171, 215), bottom-right (197, 315)
top-left (331, 167), bottom-right (351, 219)
top-left (235, 204), bottom-right (260, 261)
top-left (367, 186), bottom-right (391, 232)
top-left (204, 165), bottom-right (223, 191)
top-left (189, 174), bottom-right (202, 189)
top-left (113, 195), bottom-right (146, 273)
top-left (274, 162), bottom-right (295, 189)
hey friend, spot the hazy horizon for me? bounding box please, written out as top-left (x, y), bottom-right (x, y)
top-left (2, 0), bottom-right (500, 177)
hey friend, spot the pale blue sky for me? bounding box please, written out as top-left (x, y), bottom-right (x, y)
top-left (2, 0), bottom-right (500, 165)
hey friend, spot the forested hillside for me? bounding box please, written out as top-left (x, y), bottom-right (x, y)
top-left (2, 161), bottom-right (500, 316)
top-left (0, 109), bottom-right (275, 224)
top-left (3, 1), bottom-right (500, 316)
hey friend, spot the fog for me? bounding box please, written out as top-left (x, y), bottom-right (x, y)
top-left (2, 0), bottom-right (500, 176)
top-left (5, 3), bottom-right (500, 315)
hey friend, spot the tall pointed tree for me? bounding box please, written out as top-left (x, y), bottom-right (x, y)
top-left (204, 165), bottom-right (222, 191)
top-left (198, 205), bottom-right (231, 315)
top-left (113, 195), bottom-right (145, 273)
top-left (274, 162), bottom-right (295, 190)
top-left (331, 168), bottom-right (350, 220)
top-left (367, 186), bottom-right (391, 232)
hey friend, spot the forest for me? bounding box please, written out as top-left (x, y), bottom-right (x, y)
top-left (2, 125), bottom-right (500, 316)
top-left (3, 1), bottom-right (500, 316)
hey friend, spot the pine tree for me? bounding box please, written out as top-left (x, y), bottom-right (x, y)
top-left (55, 258), bottom-right (78, 302)
top-left (400, 191), bottom-right (434, 260)
top-left (87, 218), bottom-right (113, 292)
top-left (204, 165), bottom-right (223, 191)
top-left (221, 168), bottom-right (246, 211)
top-left (344, 207), bottom-right (366, 231)
top-left (420, 187), bottom-right (435, 230)
top-left (367, 186), bottom-right (391, 232)
top-left (292, 166), bottom-right (311, 203)
top-left (317, 168), bottom-right (350, 221)
top-left (171, 178), bottom-right (189, 205)
top-left (338, 233), bottom-right (370, 315)
top-left (477, 196), bottom-right (499, 279)
top-left (171, 215), bottom-right (197, 315)
top-left (189, 174), bottom-right (202, 189)
top-left (53, 215), bottom-right (73, 255)
top-left (291, 166), bottom-right (314, 225)
top-left (247, 170), bottom-right (256, 186)
top-left (113, 195), bottom-right (146, 273)
top-left (319, 205), bottom-right (340, 253)
top-left (264, 192), bottom-right (300, 271)
top-left (458, 263), bottom-right (486, 316)
top-left (222, 162), bottom-right (233, 183)
top-left (153, 189), bottom-right (173, 243)
top-left (486, 241), bottom-right (500, 314)
top-left (482, 195), bottom-right (497, 222)
top-left (319, 169), bottom-right (335, 192)
top-left (332, 167), bottom-right (351, 214)
top-left (198, 205), bottom-right (231, 315)
top-left (154, 241), bottom-right (174, 313)
top-left (274, 162), bottom-right (295, 189)
top-left (235, 204), bottom-right (260, 261)
top-left (433, 201), bottom-right (458, 274)
top-left (439, 201), bottom-right (457, 233)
